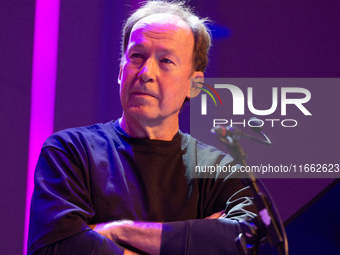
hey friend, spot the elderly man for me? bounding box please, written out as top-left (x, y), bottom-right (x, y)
top-left (28, 1), bottom-right (256, 255)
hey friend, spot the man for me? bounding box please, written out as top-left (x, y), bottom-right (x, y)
top-left (28, 1), bottom-right (256, 254)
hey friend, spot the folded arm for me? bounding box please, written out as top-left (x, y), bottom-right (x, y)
top-left (91, 209), bottom-right (247, 255)
top-left (29, 134), bottom-right (256, 255)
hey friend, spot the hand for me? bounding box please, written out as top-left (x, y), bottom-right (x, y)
top-left (88, 224), bottom-right (96, 230)
top-left (124, 249), bottom-right (142, 255)
top-left (91, 220), bottom-right (161, 255)
top-left (204, 210), bottom-right (226, 219)
top-left (93, 220), bottom-right (133, 243)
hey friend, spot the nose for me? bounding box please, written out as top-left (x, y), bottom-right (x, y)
top-left (138, 58), bottom-right (156, 83)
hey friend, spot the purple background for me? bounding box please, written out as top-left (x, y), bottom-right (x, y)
top-left (189, 78), bottom-right (339, 179)
top-left (1, 0), bottom-right (339, 254)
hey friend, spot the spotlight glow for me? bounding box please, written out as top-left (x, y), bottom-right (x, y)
top-left (24, 1), bottom-right (60, 254)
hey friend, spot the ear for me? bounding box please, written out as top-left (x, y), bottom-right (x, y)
top-left (118, 65), bottom-right (122, 85)
top-left (187, 71), bottom-right (204, 99)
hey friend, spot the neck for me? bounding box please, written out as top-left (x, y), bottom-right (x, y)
top-left (120, 113), bottom-right (179, 141)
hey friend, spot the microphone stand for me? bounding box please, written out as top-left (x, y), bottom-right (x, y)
top-left (211, 126), bottom-right (288, 255)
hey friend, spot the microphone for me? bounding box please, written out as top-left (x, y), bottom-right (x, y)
top-left (248, 117), bottom-right (263, 134)
top-left (211, 125), bottom-right (242, 140)
top-left (210, 118), bottom-right (287, 255)
top-left (211, 118), bottom-right (271, 146)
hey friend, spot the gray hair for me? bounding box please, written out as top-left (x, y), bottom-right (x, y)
top-left (121, 0), bottom-right (212, 72)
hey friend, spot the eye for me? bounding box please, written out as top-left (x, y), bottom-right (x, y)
top-left (130, 53), bottom-right (144, 59)
top-left (160, 58), bottom-right (174, 64)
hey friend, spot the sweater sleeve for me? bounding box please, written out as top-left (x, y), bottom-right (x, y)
top-left (161, 218), bottom-right (241, 255)
top-left (32, 230), bottom-right (124, 255)
top-left (161, 174), bottom-right (257, 255)
top-left (27, 144), bottom-right (124, 255)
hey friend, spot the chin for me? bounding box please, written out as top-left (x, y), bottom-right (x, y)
top-left (126, 107), bottom-right (161, 122)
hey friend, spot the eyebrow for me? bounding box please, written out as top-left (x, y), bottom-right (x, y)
top-left (128, 43), bottom-right (146, 52)
top-left (128, 43), bottom-right (176, 55)
top-left (128, 43), bottom-right (180, 63)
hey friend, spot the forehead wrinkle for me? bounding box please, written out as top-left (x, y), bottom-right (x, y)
top-left (127, 14), bottom-right (195, 66)
top-left (128, 28), bottom-right (189, 56)
top-left (129, 42), bottom-right (176, 54)
top-left (128, 43), bottom-right (146, 51)
top-left (127, 37), bottom-right (177, 55)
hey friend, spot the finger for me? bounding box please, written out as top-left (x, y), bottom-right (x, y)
top-left (204, 210), bottom-right (225, 219)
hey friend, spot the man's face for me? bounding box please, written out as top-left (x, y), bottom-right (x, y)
top-left (119, 14), bottom-right (203, 124)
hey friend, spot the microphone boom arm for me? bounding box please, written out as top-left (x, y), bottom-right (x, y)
top-left (211, 124), bottom-right (288, 255)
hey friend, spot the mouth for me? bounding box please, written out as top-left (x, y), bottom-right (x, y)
top-left (131, 91), bottom-right (157, 98)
